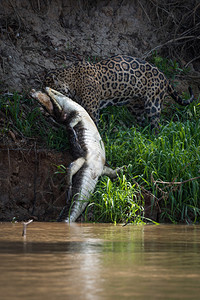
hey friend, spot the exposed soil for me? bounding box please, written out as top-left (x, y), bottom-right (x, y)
top-left (0, 0), bottom-right (157, 93)
top-left (0, 0), bottom-right (199, 222)
top-left (0, 145), bottom-right (72, 221)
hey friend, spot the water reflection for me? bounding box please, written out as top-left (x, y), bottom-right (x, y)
top-left (0, 223), bottom-right (200, 299)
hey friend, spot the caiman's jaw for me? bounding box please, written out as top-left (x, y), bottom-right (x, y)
top-left (46, 87), bottom-right (80, 117)
top-left (45, 87), bottom-right (64, 112)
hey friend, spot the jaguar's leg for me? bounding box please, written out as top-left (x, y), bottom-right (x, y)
top-left (90, 106), bottom-right (100, 126)
top-left (145, 97), bottom-right (161, 129)
top-left (134, 111), bottom-right (146, 127)
top-left (79, 77), bottom-right (101, 125)
top-left (126, 98), bottom-right (145, 127)
top-left (82, 97), bottom-right (101, 125)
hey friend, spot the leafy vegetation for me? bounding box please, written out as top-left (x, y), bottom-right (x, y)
top-left (149, 51), bottom-right (190, 80)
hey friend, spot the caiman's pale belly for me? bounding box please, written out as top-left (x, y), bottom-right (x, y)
top-left (82, 117), bottom-right (106, 173)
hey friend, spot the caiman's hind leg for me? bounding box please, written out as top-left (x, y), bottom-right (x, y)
top-left (57, 157), bottom-right (85, 221)
top-left (102, 166), bottom-right (125, 179)
top-left (66, 157), bottom-right (86, 195)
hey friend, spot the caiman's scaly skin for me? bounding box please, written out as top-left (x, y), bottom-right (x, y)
top-left (31, 88), bottom-right (121, 222)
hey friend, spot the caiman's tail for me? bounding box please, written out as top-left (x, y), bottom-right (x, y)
top-left (168, 84), bottom-right (194, 106)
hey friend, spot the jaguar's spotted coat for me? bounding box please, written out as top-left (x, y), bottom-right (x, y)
top-left (44, 55), bottom-right (194, 128)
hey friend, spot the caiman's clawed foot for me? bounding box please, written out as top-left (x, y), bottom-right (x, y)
top-left (56, 183), bottom-right (72, 222)
top-left (56, 186), bottom-right (72, 222)
top-left (57, 206), bottom-right (68, 222)
top-left (102, 165), bottom-right (127, 179)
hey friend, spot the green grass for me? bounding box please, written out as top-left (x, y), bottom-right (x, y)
top-left (86, 97), bottom-right (200, 224)
top-left (87, 171), bottom-right (145, 224)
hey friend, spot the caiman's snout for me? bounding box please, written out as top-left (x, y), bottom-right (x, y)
top-left (45, 87), bottom-right (75, 114)
top-left (46, 87), bottom-right (63, 97)
top-left (45, 87), bottom-right (64, 111)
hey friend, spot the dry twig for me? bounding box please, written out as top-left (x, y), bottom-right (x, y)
top-left (151, 172), bottom-right (200, 204)
top-left (22, 219), bottom-right (33, 237)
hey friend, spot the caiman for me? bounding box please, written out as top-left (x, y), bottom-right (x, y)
top-left (31, 88), bottom-right (122, 222)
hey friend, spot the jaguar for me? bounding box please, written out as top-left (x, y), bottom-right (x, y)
top-left (44, 55), bottom-right (194, 128)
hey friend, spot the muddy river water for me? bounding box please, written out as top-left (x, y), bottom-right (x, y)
top-left (0, 223), bottom-right (200, 300)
